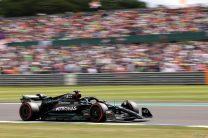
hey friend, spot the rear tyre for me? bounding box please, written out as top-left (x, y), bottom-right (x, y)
top-left (19, 102), bottom-right (40, 121)
top-left (90, 103), bottom-right (108, 122)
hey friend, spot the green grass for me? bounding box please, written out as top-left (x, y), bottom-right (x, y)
top-left (0, 123), bottom-right (207, 138)
top-left (0, 85), bottom-right (208, 102)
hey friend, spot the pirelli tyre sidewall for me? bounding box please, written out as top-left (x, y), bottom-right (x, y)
top-left (127, 101), bottom-right (139, 113)
top-left (122, 101), bottom-right (139, 113)
top-left (121, 101), bottom-right (139, 121)
top-left (19, 102), bottom-right (40, 121)
top-left (90, 103), bottom-right (108, 122)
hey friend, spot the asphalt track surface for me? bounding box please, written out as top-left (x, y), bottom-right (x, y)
top-left (0, 103), bottom-right (208, 127)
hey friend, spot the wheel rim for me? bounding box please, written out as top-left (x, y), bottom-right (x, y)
top-left (90, 106), bottom-right (101, 121)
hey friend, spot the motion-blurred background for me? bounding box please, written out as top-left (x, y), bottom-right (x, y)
top-left (0, 0), bottom-right (207, 78)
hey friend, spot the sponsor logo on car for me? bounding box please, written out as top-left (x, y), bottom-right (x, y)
top-left (55, 106), bottom-right (77, 111)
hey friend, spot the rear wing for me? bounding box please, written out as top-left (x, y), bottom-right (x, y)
top-left (20, 94), bottom-right (47, 103)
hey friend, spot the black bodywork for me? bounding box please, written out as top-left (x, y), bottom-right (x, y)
top-left (19, 91), bottom-right (152, 122)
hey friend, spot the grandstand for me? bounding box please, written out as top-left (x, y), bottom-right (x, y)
top-left (0, 6), bottom-right (207, 43)
top-left (0, 5), bottom-right (207, 74)
top-left (0, 41), bottom-right (208, 74)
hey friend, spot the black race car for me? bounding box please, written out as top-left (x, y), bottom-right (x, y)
top-left (19, 90), bottom-right (152, 122)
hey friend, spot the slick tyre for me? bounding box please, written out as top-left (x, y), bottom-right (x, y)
top-left (19, 102), bottom-right (40, 121)
top-left (121, 101), bottom-right (139, 113)
top-left (90, 103), bottom-right (108, 122)
top-left (121, 101), bottom-right (139, 121)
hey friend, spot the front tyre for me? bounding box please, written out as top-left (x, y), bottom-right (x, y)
top-left (19, 102), bottom-right (40, 121)
top-left (90, 103), bottom-right (108, 122)
top-left (121, 101), bottom-right (139, 113)
top-left (121, 101), bottom-right (139, 121)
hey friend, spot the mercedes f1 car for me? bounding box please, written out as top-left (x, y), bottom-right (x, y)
top-left (19, 91), bottom-right (152, 122)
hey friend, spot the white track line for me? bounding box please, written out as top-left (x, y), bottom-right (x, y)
top-left (189, 125), bottom-right (208, 128)
top-left (0, 121), bottom-right (208, 128)
top-left (0, 103), bottom-right (21, 105)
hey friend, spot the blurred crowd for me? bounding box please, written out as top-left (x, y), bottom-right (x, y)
top-left (0, 41), bottom-right (208, 74)
top-left (0, 6), bottom-right (207, 43)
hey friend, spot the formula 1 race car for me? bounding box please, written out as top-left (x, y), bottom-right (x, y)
top-left (19, 90), bottom-right (152, 122)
